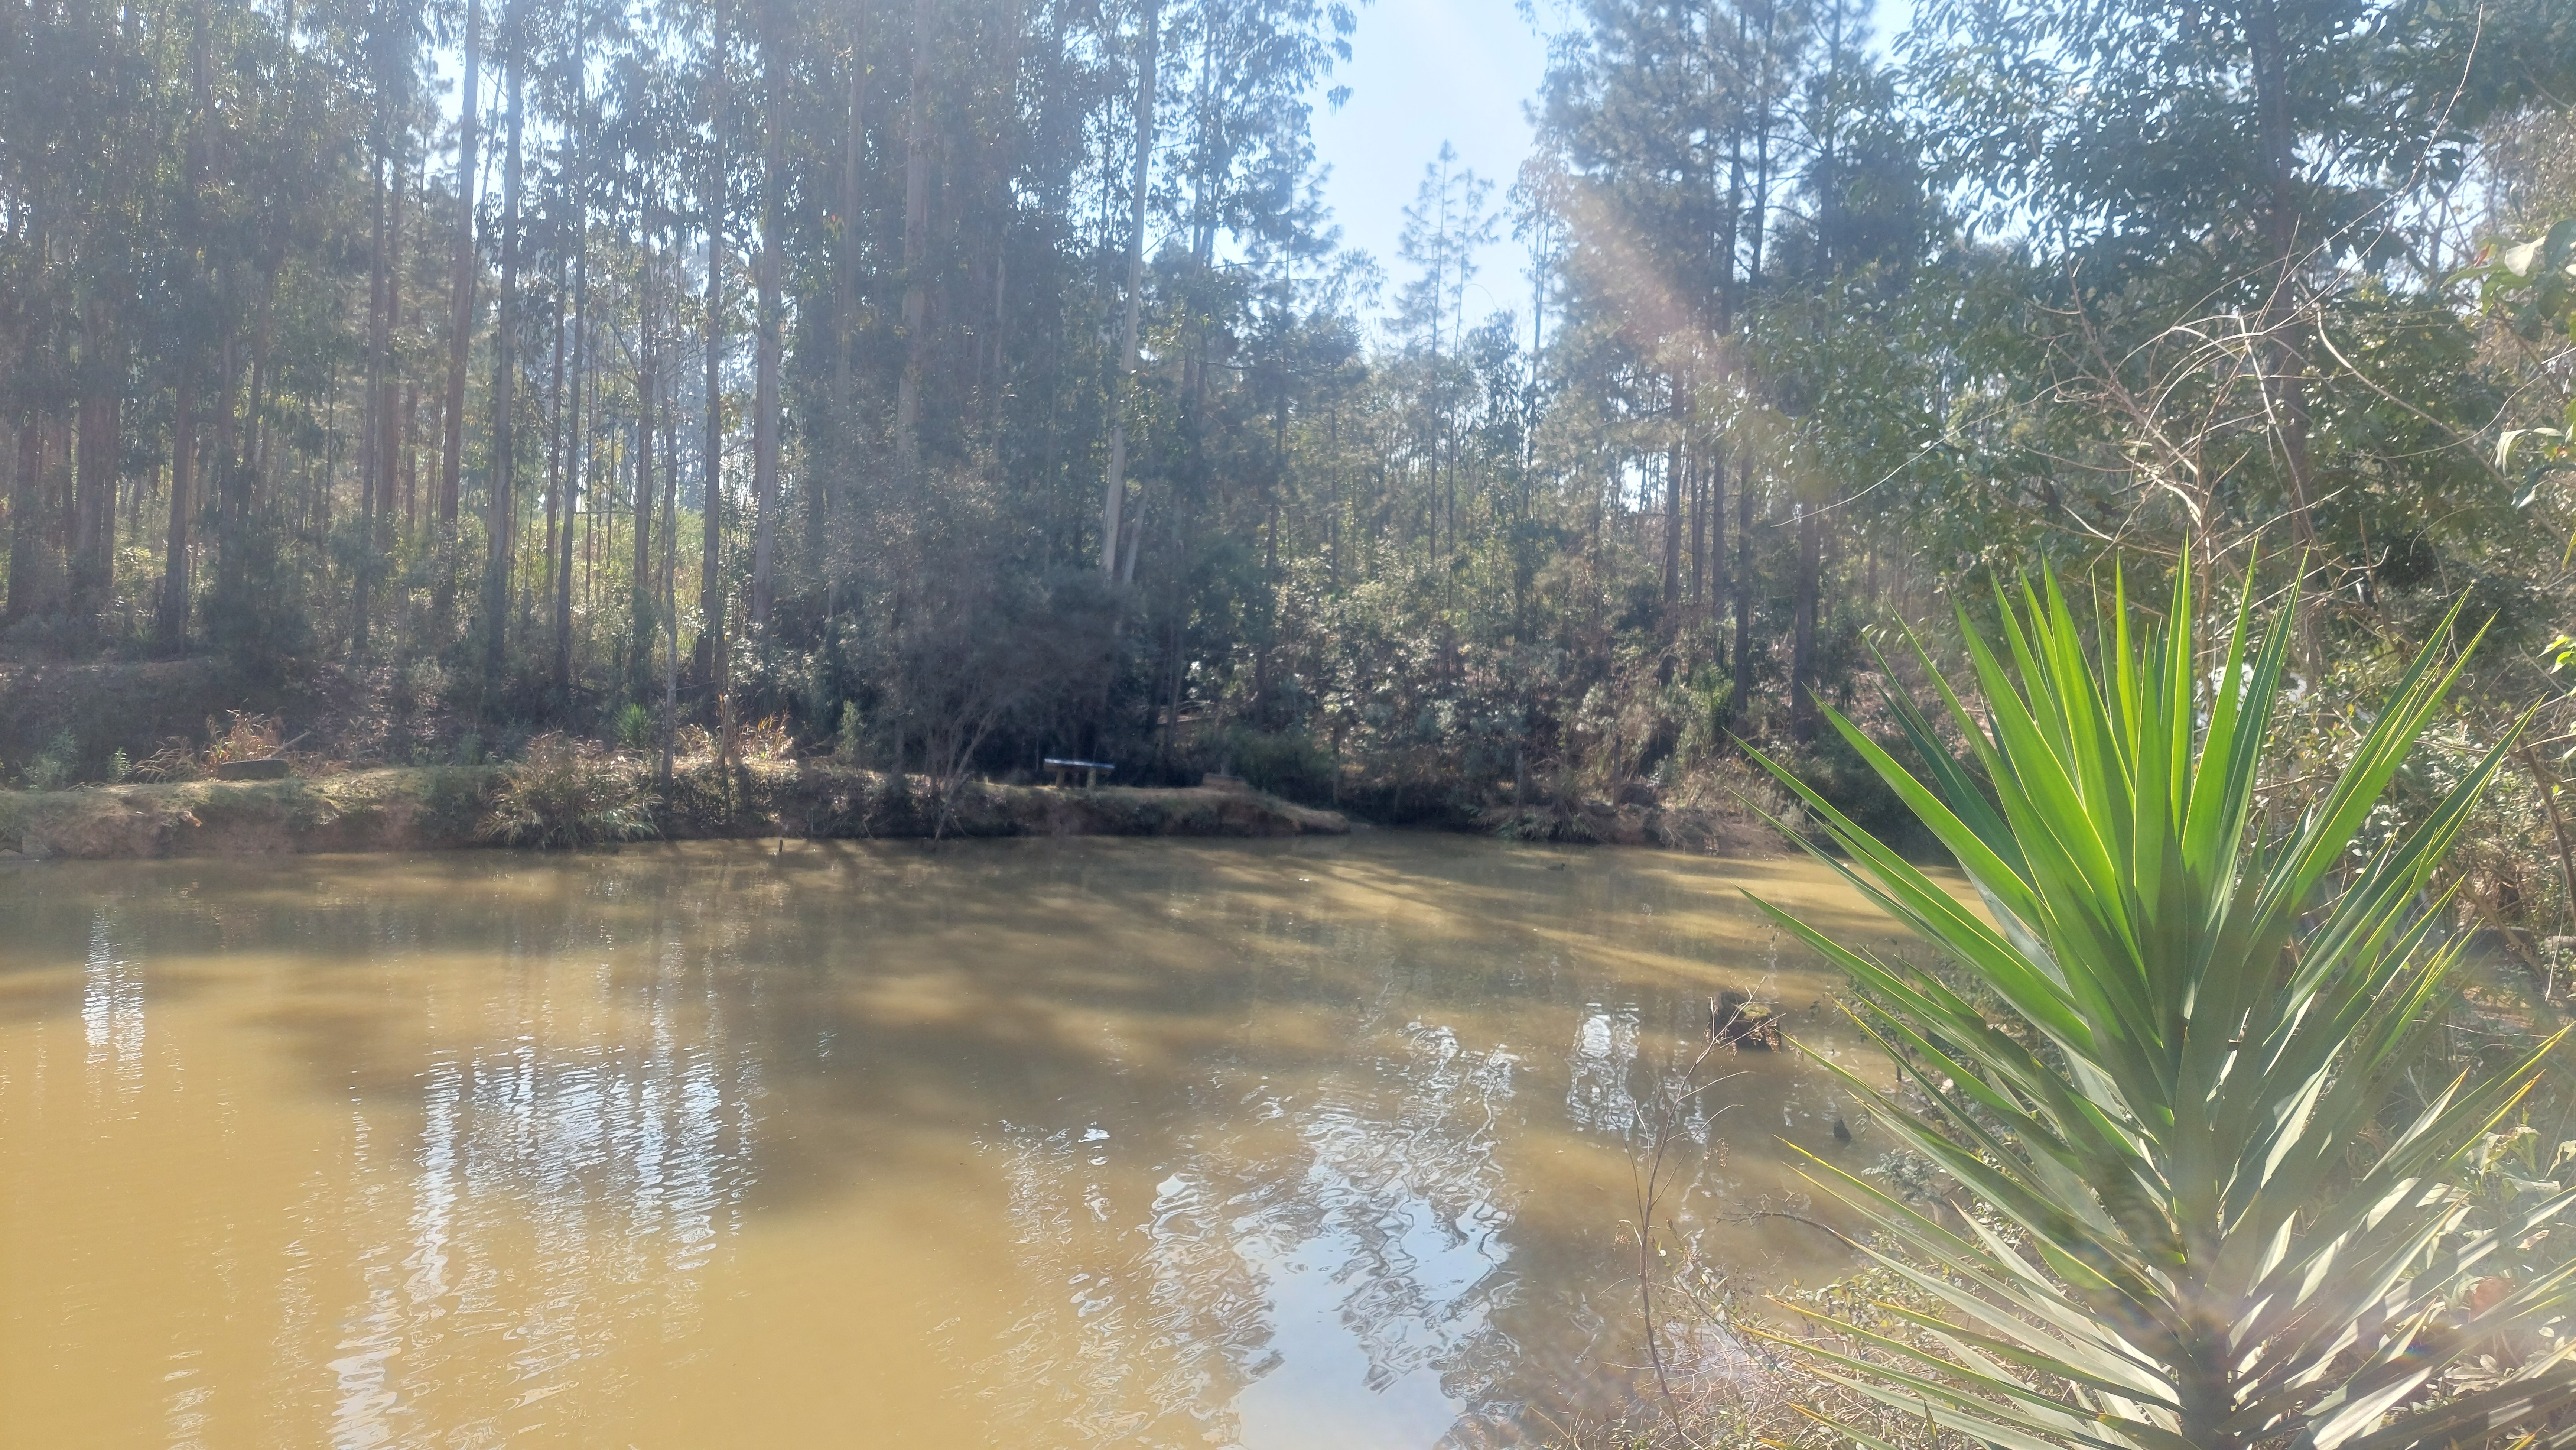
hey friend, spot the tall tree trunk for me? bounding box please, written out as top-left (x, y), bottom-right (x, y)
top-left (1101, 0), bottom-right (1158, 575)
top-left (891, 0), bottom-right (933, 483)
top-left (748, 0), bottom-right (786, 629)
top-left (1789, 499), bottom-right (1819, 742)
top-left (1730, 451), bottom-right (1754, 728)
top-left (482, 2), bottom-right (525, 692)
top-left (555, 17), bottom-right (588, 704)
top-left (1707, 435), bottom-right (1727, 634)
top-left (700, 13), bottom-right (730, 683)
top-left (160, 0), bottom-right (215, 651)
top-left (7, 411), bottom-right (52, 622)
top-left (217, 323), bottom-right (242, 542)
top-left (1687, 437), bottom-right (1705, 610)
top-left (70, 302), bottom-right (118, 625)
top-left (542, 276), bottom-right (565, 640)
top-left (821, 0), bottom-right (865, 617)
top-left (1662, 426), bottom-right (1681, 614)
top-left (381, 161), bottom-right (407, 542)
top-left (662, 352), bottom-right (681, 781)
top-left (440, 0), bottom-right (482, 529)
top-left (355, 128), bottom-right (391, 659)
top-left (631, 239), bottom-right (659, 700)
top-left (162, 381), bottom-right (196, 648)
top-left (403, 379), bottom-right (418, 522)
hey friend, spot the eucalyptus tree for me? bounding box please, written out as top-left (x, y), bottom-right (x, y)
top-left (438, 0), bottom-right (483, 531)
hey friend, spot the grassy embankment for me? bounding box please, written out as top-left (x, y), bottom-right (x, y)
top-left (0, 762), bottom-right (1348, 859)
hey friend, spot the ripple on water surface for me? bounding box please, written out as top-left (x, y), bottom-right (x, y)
top-left (0, 836), bottom-right (1913, 1447)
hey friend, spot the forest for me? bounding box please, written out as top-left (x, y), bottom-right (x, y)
top-left (3, 0), bottom-right (2574, 906)
top-left (16, 0), bottom-right (2576, 1443)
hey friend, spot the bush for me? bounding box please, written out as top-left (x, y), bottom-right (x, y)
top-left (477, 734), bottom-right (659, 849)
top-left (20, 730), bottom-right (77, 791)
top-left (1216, 726), bottom-right (1337, 802)
top-left (612, 702), bottom-right (655, 752)
top-left (1752, 561), bottom-right (2576, 1450)
top-left (203, 711), bottom-right (283, 768)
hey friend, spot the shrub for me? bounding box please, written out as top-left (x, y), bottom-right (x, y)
top-left (203, 711), bottom-right (283, 768)
top-left (20, 730), bottom-right (77, 791)
top-left (612, 702), bottom-right (655, 752)
top-left (478, 734), bottom-right (659, 849)
top-left (1750, 561), bottom-right (2576, 1450)
top-left (835, 701), bottom-right (865, 763)
top-left (737, 715), bottom-right (796, 764)
top-left (1218, 726), bottom-right (1336, 801)
top-left (129, 739), bottom-right (204, 782)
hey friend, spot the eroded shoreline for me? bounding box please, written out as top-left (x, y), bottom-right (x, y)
top-left (0, 763), bottom-right (1351, 859)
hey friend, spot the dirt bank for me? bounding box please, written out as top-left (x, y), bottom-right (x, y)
top-left (0, 763), bottom-right (1350, 860)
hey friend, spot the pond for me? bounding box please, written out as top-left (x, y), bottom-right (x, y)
top-left (0, 836), bottom-right (1915, 1447)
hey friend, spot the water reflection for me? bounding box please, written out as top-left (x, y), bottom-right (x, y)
top-left (0, 838), bottom-right (1897, 1448)
top-left (82, 909), bottom-right (146, 1096)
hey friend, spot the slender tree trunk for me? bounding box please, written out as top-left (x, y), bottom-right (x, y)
top-left (1662, 427), bottom-right (1681, 614)
top-left (355, 130), bottom-right (390, 659)
top-left (482, 2), bottom-right (525, 692)
top-left (1789, 499), bottom-right (1819, 741)
top-left (160, 0), bottom-right (215, 651)
top-left (555, 20), bottom-right (588, 704)
top-left (700, 16), bottom-right (729, 683)
top-left (822, 0), bottom-right (865, 619)
top-left (161, 381), bottom-right (196, 649)
top-left (1730, 451), bottom-right (1754, 728)
top-left (662, 358), bottom-right (680, 782)
top-left (1687, 437), bottom-right (1705, 610)
top-left (402, 380), bottom-right (417, 522)
top-left (217, 321), bottom-right (242, 545)
top-left (381, 161), bottom-right (406, 540)
top-left (748, 0), bottom-right (785, 629)
top-left (7, 411), bottom-right (50, 622)
top-left (1707, 435), bottom-right (1727, 635)
top-left (891, 0), bottom-right (933, 481)
top-left (1102, 0), bottom-right (1158, 575)
top-left (71, 303), bottom-right (118, 624)
top-left (440, 0), bottom-right (482, 528)
top-left (632, 238), bottom-right (658, 699)
top-left (543, 277), bottom-right (565, 639)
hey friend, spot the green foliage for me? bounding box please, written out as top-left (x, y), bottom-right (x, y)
top-left (1214, 726), bottom-right (1336, 802)
top-left (2464, 219), bottom-right (2576, 510)
top-left (1747, 559), bottom-right (2576, 1450)
top-left (477, 735), bottom-right (659, 850)
top-left (835, 701), bottom-right (866, 764)
top-left (612, 703), bottom-right (655, 753)
top-left (20, 730), bottom-right (78, 791)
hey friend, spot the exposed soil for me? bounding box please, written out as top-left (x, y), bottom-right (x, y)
top-left (0, 763), bottom-right (1351, 860)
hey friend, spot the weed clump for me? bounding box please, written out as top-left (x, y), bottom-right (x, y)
top-left (477, 734), bottom-right (659, 849)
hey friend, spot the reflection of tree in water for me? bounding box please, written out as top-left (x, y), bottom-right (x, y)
top-left (293, 908), bottom-right (767, 1448)
top-left (975, 1018), bottom-right (1522, 1448)
top-left (81, 908), bottom-right (147, 1097)
top-left (1564, 1006), bottom-right (1642, 1136)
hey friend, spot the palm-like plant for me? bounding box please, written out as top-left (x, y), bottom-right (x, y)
top-left (1746, 560), bottom-right (2576, 1450)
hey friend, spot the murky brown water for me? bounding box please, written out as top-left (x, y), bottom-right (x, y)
top-left (0, 835), bottom-right (1911, 1448)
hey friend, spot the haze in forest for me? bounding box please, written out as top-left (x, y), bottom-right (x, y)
top-left (0, 0), bottom-right (2569, 857)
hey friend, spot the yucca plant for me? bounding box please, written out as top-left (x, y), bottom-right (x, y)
top-left (1744, 558), bottom-right (2576, 1450)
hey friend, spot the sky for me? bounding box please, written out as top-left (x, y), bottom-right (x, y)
top-left (1308, 0), bottom-right (1915, 332)
top-left (1307, 0), bottom-right (1560, 330)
